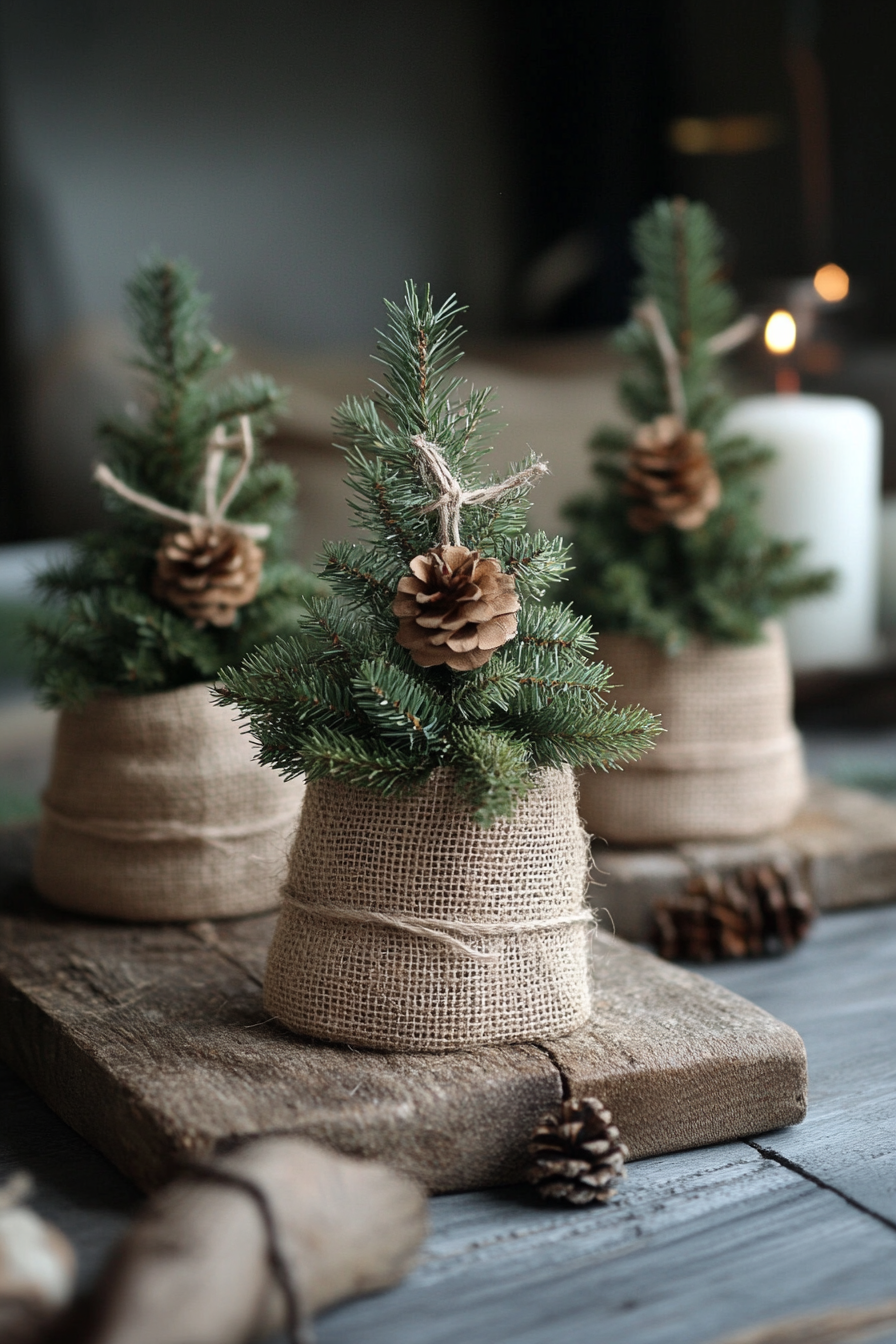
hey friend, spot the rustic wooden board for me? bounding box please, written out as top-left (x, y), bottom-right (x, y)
top-left (0, 825), bottom-right (806, 1195)
top-left (594, 777), bottom-right (896, 942)
top-left (322, 1146), bottom-right (896, 1344)
top-left (705, 903), bottom-right (896, 1228)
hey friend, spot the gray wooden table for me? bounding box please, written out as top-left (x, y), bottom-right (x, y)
top-left (2, 902), bottom-right (895, 1344)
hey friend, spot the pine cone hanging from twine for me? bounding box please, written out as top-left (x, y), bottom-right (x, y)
top-left (527, 1097), bottom-right (629, 1206)
top-left (651, 860), bottom-right (816, 963)
top-left (393, 544), bottom-right (520, 671)
top-left (624, 413), bottom-right (721, 533)
top-left (153, 523), bottom-right (264, 628)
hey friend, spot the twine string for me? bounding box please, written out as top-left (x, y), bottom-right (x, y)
top-left (184, 1163), bottom-right (314, 1344)
top-left (706, 313), bottom-right (760, 356)
top-left (93, 415), bottom-right (270, 540)
top-left (411, 434), bottom-right (548, 547)
top-left (637, 300), bottom-right (759, 418)
top-left (635, 299), bottom-right (688, 423)
top-left (40, 799), bottom-right (299, 851)
top-left (284, 893), bottom-right (594, 960)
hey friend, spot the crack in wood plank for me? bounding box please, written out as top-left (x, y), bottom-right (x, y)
top-left (747, 1141), bottom-right (896, 1235)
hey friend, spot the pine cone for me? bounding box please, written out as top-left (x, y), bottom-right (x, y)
top-left (651, 860), bottom-right (815, 963)
top-left (624, 413), bottom-right (721, 533)
top-left (526, 1097), bottom-right (629, 1206)
top-left (392, 544), bottom-right (520, 671)
top-left (153, 523), bottom-right (264, 628)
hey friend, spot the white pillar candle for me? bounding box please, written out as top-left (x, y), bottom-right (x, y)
top-left (724, 394), bottom-right (882, 671)
top-left (881, 497), bottom-right (896, 633)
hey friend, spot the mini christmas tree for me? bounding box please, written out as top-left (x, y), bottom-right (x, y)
top-left (563, 198), bottom-right (834, 652)
top-left (216, 282), bottom-right (660, 826)
top-left (29, 257), bottom-right (319, 706)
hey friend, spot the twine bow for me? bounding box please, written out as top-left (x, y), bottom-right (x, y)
top-left (636, 298), bottom-right (760, 425)
top-left (411, 434), bottom-right (548, 547)
top-left (93, 415), bottom-right (270, 540)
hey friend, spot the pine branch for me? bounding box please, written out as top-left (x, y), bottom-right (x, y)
top-left (353, 659), bottom-right (450, 746)
top-left (448, 726), bottom-right (534, 827)
top-left (300, 729), bottom-right (432, 796)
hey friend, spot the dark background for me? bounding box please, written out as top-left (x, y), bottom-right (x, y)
top-left (2, 0), bottom-right (896, 540)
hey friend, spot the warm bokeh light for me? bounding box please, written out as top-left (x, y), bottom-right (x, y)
top-left (813, 263), bottom-right (850, 302)
top-left (765, 310), bottom-right (797, 355)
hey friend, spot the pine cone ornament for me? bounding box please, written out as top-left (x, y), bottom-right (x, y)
top-left (527, 1097), bottom-right (629, 1206)
top-left (153, 523), bottom-right (264, 628)
top-left (624, 413), bottom-right (721, 533)
top-left (393, 544), bottom-right (520, 671)
top-left (651, 860), bottom-right (816, 963)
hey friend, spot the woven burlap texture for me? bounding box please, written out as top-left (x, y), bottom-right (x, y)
top-left (33, 682), bottom-right (304, 921)
top-left (578, 621), bottom-right (806, 843)
top-left (265, 765), bottom-right (593, 1052)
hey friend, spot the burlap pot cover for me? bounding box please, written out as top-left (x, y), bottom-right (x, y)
top-left (265, 765), bottom-right (593, 1052)
top-left (578, 621), bottom-right (806, 844)
top-left (33, 683), bottom-right (304, 921)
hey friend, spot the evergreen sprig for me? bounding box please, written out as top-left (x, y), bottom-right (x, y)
top-left (564, 199), bottom-right (835, 651)
top-left (217, 282), bottom-right (660, 826)
top-left (29, 256), bottom-right (321, 706)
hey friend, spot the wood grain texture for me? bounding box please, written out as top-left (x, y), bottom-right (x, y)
top-left (595, 778), bottom-right (896, 941)
top-left (318, 1142), bottom-right (896, 1344)
top-left (705, 904), bottom-right (896, 1228)
top-left (0, 826), bottom-right (805, 1194)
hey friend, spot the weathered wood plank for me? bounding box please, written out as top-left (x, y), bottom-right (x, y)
top-left (318, 1143), bottom-right (896, 1344)
top-left (595, 778), bottom-right (896, 942)
top-left (704, 903), bottom-right (896, 1228)
top-left (0, 828), bottom-right (806, 1194)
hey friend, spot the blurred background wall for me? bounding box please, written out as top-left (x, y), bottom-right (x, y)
top-left (3, 0), bottom-right (896, 545)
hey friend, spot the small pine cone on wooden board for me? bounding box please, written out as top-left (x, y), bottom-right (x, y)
top-left (393, 544), bottom-right (520, 671)
top-left (527, 1097), bottom-right (629, 1206)
top-left (651, 860), bottom-right (816, 963)
top-left (624, 413), bottom-right (721, 533)
top-left (153, 523), bottom-right (264, 628)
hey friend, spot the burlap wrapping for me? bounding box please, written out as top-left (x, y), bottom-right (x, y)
top-left (579, 621), bottom-right (806, 843)
top-left (265, 765), bottom-right (593, 1052)
top-left (33, 683), bottom-right (304, 921)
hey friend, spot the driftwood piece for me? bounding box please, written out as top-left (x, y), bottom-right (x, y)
top-left (59, 1138), bottom-right (426, 1344)
top-left (593, 777), bottom-right (896, 942)
top-left (0, 832), bottom-right (807, 1194)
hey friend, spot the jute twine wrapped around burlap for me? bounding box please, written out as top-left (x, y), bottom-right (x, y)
top-left (578, 621), bottom-right (806, 844)
top-left (265, 765), bottom-right (593, 1052)
top-left (33, 683), bottom-right (304, 921)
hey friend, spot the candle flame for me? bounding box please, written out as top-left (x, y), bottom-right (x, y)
top-left (813, 263), bottom-right (850, 302)
top-left (765, 310), bottom-right (797, 355)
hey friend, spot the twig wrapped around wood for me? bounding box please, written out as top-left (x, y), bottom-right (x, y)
top-left (52, 1138), bottom-right (427, 1344)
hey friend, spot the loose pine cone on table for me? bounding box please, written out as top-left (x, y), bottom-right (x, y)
top-left (153, 523), bottom-right (264, 628)
top-left (392, 544), bottom-right (520, 671)
top-left (527, 1097), bottom-right (629, 1206)
top-left (624, 413), bottom-right (721, 533)
top-left (651, 860), bottom-right (816, 963)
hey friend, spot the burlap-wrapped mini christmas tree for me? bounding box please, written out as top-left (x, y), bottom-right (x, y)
top-left (218, 282), bottom-right (660, 1050)
top-left (29, 257), bottom-right (316, 920)
top-left (563, 200), bottom-right (834, 844)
